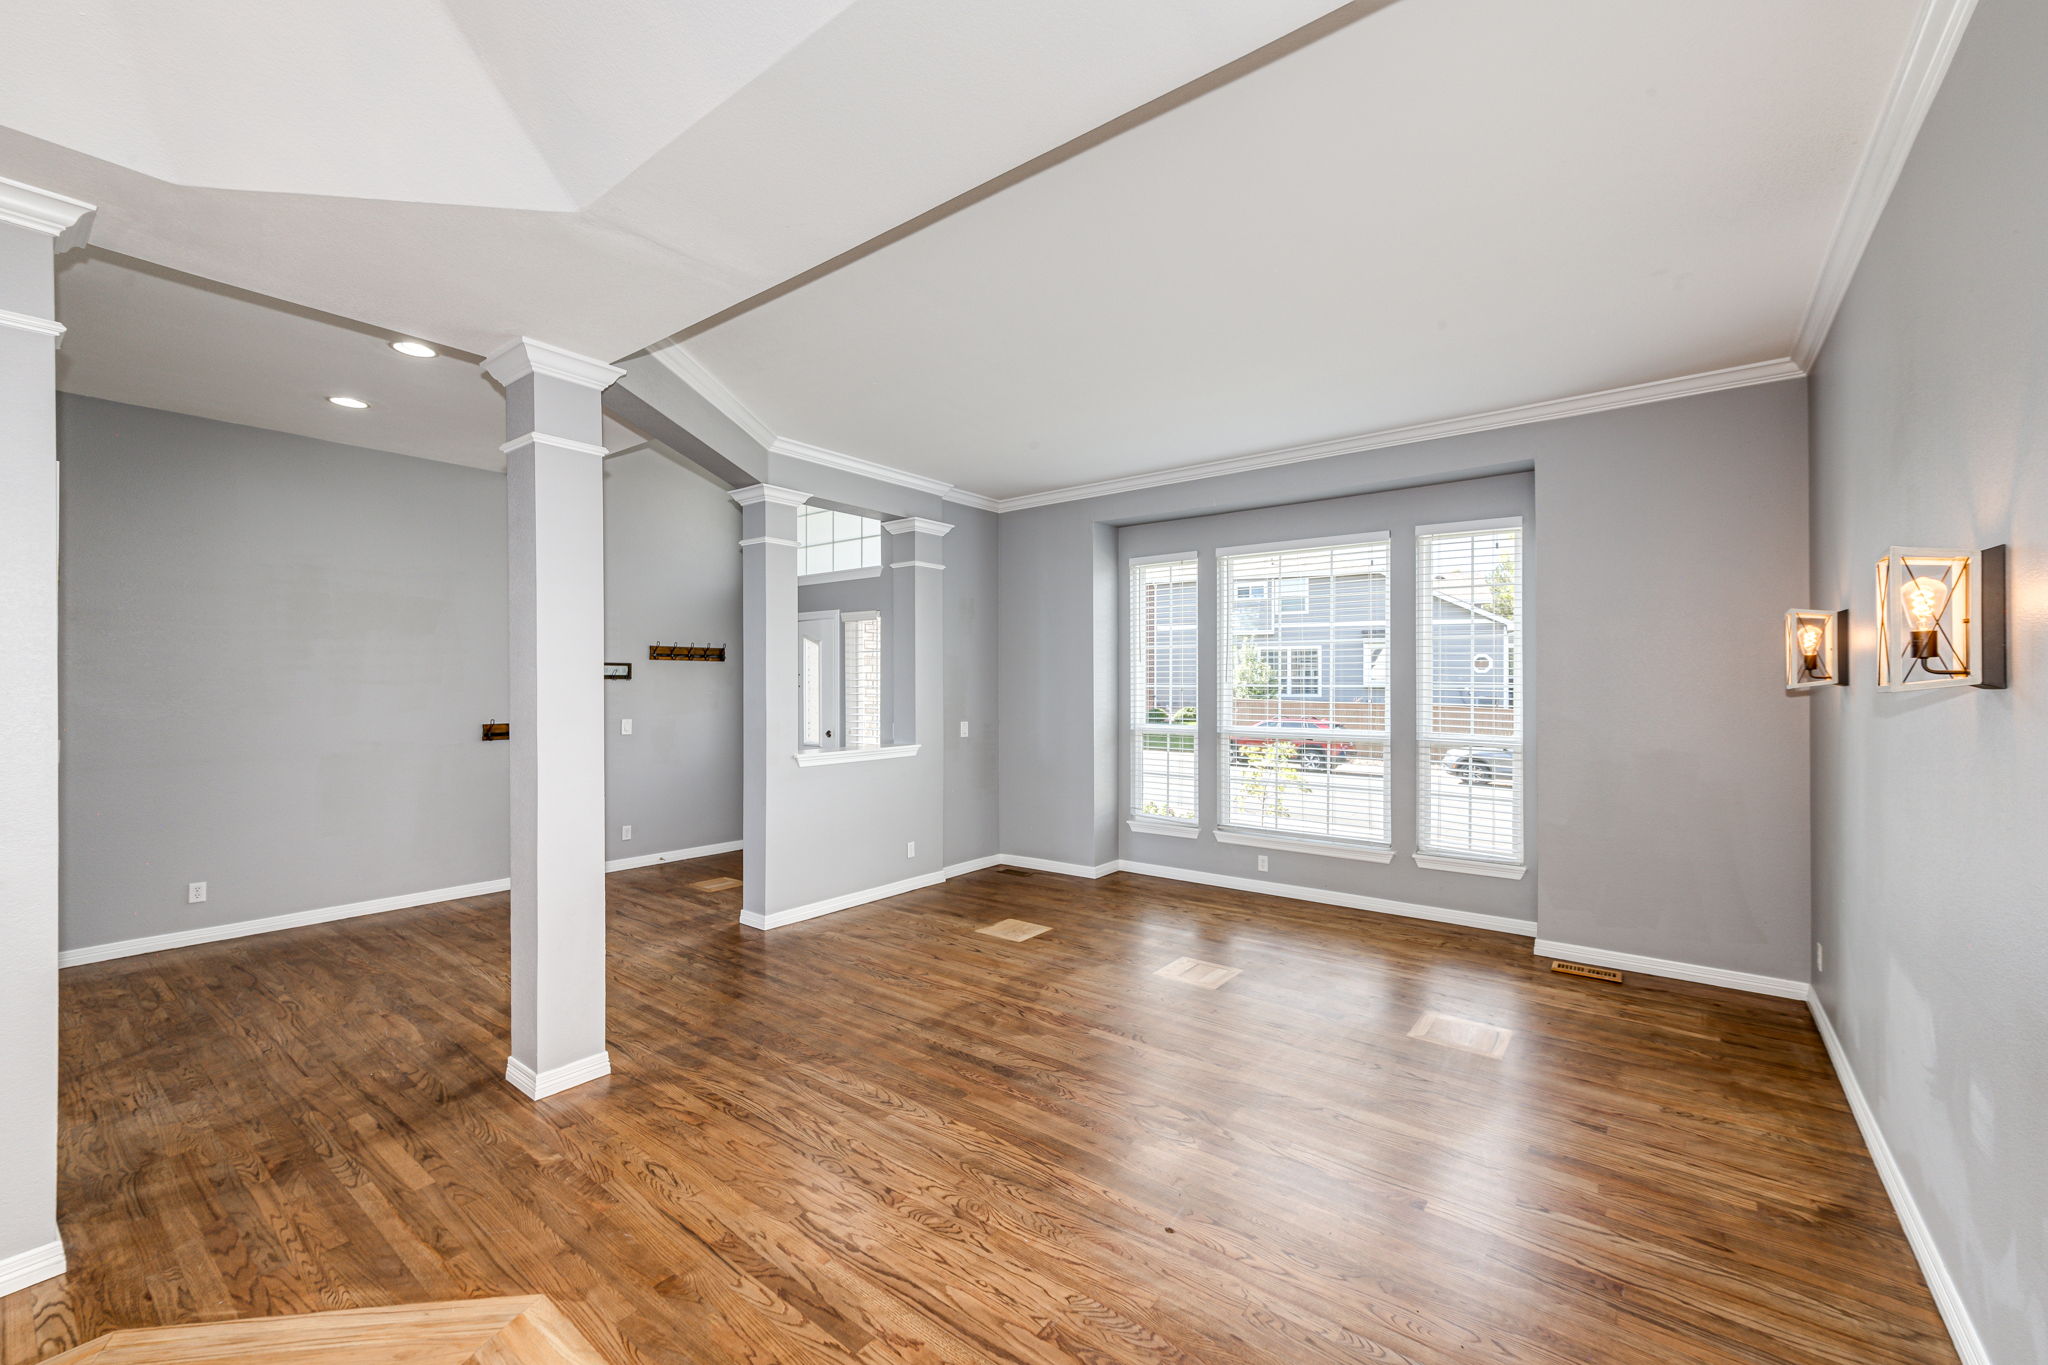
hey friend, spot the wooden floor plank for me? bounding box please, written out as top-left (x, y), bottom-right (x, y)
top-left (2, 855), bottom-right (1956, 1364)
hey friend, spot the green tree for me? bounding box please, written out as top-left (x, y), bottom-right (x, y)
top-left (1487, 557), bottom-right (1518, 620)
top-left (1234, 643), bottom-right (1276, 699)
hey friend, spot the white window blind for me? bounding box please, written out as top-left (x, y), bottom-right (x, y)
top-left (1129, 556), bottom-right (1199, 824)
top-left (1217, 537), bottom-right (1390, 847)
top-left (843, 611), bottom-right (882, 750)
top-left (1416, 521), bottom-right (1523, 864)
top-left (797, 506), bottom-right (881, 577)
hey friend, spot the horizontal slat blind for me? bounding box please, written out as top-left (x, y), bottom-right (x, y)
top-left (1217, 538), bottom-right (1390, 846)
top-left (1416, 522), bottom-right (1523, 863)
top-left (1130, 557), bottom-right (1198, 823)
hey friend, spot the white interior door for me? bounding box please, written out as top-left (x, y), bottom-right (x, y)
top-left (797, 610), bottom-right (842, 750)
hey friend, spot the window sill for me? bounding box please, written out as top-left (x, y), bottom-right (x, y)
top-left (1127, 818), bottom-right (1199, 839)
top-left (795, 743), bottom-right (920, 766)
top-left (1412, 854), bottom-right (1526, 880)
top-left (1213, 829), bottom-right (1394, 863)
top-left (798, 566), bottom-right (884, 586)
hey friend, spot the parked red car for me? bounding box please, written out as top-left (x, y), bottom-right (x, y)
top-left (1227, 719), bottom-right (1355, 771)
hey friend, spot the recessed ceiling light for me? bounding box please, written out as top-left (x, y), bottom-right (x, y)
top-left (390, 340), bottom-right (436, 358)
top-left (327, 395), bottom-right (370, 409)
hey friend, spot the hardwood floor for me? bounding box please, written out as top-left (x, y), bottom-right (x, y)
top-left (4, 858), bottom-right (1955, 1364)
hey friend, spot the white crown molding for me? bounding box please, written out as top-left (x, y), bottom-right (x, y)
top-left (481, 337), bottom-right (625, 390)
top-left (881, 517), bottom-right (953, 537)
top-left (647, 341), bottom-right (1002, 510)
top-left (729, 483), bottom-right (812, 508)
top-left (1791, 0), bottom-right (1980, 370)
top-left (500, 433), bottom-right (608, 458)
top-left (647, 340), bottom-right (778, 448)
top-left (0, 175), bottom-right (95, 251)
top-left (992, 358), bottom-right (1806, 512)
top-left (0, 307), bottom-right (65, 343)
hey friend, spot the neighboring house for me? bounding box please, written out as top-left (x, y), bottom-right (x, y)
top-left (1135, 571), bottom-right (1518, 732)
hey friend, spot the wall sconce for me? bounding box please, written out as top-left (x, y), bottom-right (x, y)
top-left (1875, 545), bottom-right (2008, 691)
top-left (1784, 609), bottom-right (1847, 689)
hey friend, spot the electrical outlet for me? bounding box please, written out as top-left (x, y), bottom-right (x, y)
top-left (188, 881), bottom-right (207, 903)
top-left (621, 825), bottom-right (633, 841)
top-left (959, 720), bottom-right (970, 738)
top-left (620, 718), bottom-right (633, 735)
top-left (1256, 855), bottom-right (1269, 873)
top-left (1815, 942), bottom-right (1824, 973)
top-left (907, 840), bottom-right (916, 858)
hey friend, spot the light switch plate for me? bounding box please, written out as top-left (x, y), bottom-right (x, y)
top-left (620, 718), bottom-right (633, 735)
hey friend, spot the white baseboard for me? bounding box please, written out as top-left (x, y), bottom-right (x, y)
top-left (941, 853), bottom-right (1004, 878)
top-left (1809, 999), bottom-right (1991, 1365)
top-left (0, 1239), bottom-right (66, 1297)
top-left (606, 839), bottom-right (741, 872)
top-left (58, 877), bottom-right (513, 968)
top-left (988, 853), bottom-right (1122, 879)
top-left (504, 1051), bottom-right (612, 1100)
top-left (741, 869), bottom-right (949, 930)
top-left (1533, 938), bottom-right (1809, 1000)
top-left (1117, 859), bottom-right (1537, 937)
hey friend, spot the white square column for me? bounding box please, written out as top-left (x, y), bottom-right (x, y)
top-left (731, 484), bottom-right (809, 927)
top-left (480, 338), bottom-right (622, 1100)
top-left (0, 176), bottom-right (92, 1297)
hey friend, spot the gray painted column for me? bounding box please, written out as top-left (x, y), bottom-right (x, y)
top-left (732, 484), bottom-right (809, 925)
top-left (479, 338), bottom-right (622, 1100)
top-left (0, 176), bottom-right (92, 1297)
top-left (883, 518), bottom-right (951, 749)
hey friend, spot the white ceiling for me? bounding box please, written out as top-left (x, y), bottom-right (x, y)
top-left (54, 249), bottom-right (642, 471)
top-left (1, 0), bottom-right (1351, 359)
top-left (673, 0), bottom-right (1926, 501)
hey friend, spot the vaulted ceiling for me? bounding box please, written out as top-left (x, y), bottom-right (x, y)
top-left (12, 0), bottom-right (1952, 501)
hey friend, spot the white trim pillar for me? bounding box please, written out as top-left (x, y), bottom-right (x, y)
top-left (0, 176), bottom-right (92, 1296)
top-left (732, 484), bottom-right (809, 928)
top-left (480, 338), bottom-right (622, 1100)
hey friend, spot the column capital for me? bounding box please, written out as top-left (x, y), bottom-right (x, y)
top-left (882, 517), bottom-right (953, 537)
top-left (480, 337), bottom-right (624, 390)
top-left (0, 177), bottom-right (95, 252)
top-left (729, 484), bottom-right (812, 508)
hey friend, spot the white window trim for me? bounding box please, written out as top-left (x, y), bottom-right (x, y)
top-left (1416, 515), bottom-right (1523, 536)
top-left (794, 743), bottom-right (920, 766)
top-left (1213, 828), bottom-right (1394, 863)
top-left (1412, 853), bottom-right (1526, 879)
top-left (1217, 530), bottom-right (1390, 558)
top-left (1128, 552), bottom-right (1201, 828)
top-left (1254, 644), bottom-right (1325, 699)
top-left (799, 565), bottom-right (884, 586)
top-left (1127, 817), bottom-right (1200, 839)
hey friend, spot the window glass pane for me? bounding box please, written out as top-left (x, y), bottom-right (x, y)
top-left (833, 537), bottom-right (862, 571)
top-left (1130, 557), bottom-right (1199, 823)
top-left (1417, 524), bottom-right (1523, 861)
top-left (1216, 537), bottom-right (1389, 846)
top-left (861, 535), bottom-right (881, 568)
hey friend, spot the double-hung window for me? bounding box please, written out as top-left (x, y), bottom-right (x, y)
top-left (1416, 520), bottom-right (1524, 867)
top-left (1129, 555), bottom-right (1199, 827)
top-left (1217, 536), bottom-right (1391, 850)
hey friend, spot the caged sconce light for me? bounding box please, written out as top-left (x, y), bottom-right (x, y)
top-left (1784, 608), bottom-right (1847, 689)
top-left (1875, 545), bottom-right (2008, 691)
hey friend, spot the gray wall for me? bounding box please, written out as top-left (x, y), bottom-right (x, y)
top-left (998, 380), bottom-right (1811, 981)
top-left (1808, 0), bottom-right (2048, 1355)
top-left (58, 401), bottom-right (750, 956)
top-left (1116, 473), bottom-right (1536, 924)
top-left (59, 396), bottom-right (510, 953)
top-left (603, 449), bottom-right (742, 861)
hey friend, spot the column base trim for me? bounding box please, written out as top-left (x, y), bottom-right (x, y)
top-left (505, 1051), bottom-right (612, 1100)
top-left (0, 1240), bottom-right (66, 1297)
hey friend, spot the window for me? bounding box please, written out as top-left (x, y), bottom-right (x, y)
top-left (842, 612), bottom-right (883, 750)
top-left (1416, 520), bottom-right (1523, 864)
top-left (797, 506), bottom-right (882, 579)
top-left (1218, 536), bottom-right (1390, 848)
top-left (1129, 555), bottom-right (1199, 826)
top-left (1256, 645), bottom-right (1324, 698)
